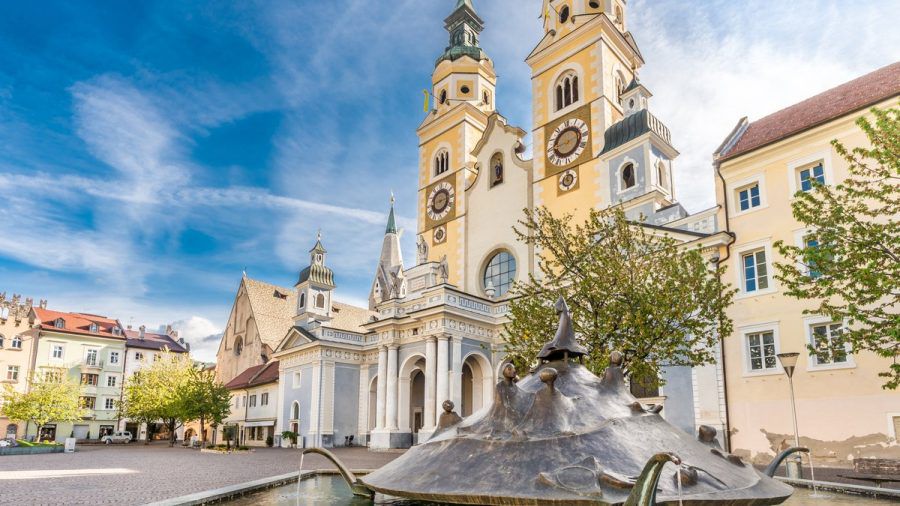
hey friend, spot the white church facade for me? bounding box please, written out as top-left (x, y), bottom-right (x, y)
top-left (216, 0), bottom-right (730, 450)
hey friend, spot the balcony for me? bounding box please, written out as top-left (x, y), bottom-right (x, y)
top-left (82, 359), bottom-right (104, 370)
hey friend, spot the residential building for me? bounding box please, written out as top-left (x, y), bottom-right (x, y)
top-left (28, 308), bottom-right (127, 442)
top-left (0, 294), bottom-right (45, 439)
top-left (713, 63), bottom-right (900, 464)
top-left (120, 325), bottom-right (190, 441)
top-left (224, 361), bottom-right (279, 447)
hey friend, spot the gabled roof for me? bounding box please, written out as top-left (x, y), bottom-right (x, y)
top-left (242, 277), bottom-right (298, 349)
top-left (224, 361), bottom-right (280, 390)
top-left (33, 308), bottom-right (125, 340)
top-left (717, 62), bottom-right (900, 162)
top-left (124, 329), bottom-right (188, 353)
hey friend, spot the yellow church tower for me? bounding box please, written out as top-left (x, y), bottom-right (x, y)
top-left (527, 0), bottom-right (644, 222)
top-left (416, 0), bottom-right (496, 287)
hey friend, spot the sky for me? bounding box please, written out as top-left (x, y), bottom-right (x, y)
top-left (0, 0), bottom-right (897, 362)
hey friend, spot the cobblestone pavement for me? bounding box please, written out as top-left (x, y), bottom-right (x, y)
top-left (0, 443), bottom-right (403, 505)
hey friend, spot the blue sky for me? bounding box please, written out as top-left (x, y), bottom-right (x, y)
top-left (1, 0), bottom-right (897, 361)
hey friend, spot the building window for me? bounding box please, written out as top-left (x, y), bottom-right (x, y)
top-left (615, 4), bottom-right (624, 25)
top-left (656, 161), bottom-right (668, 191)
top-left (315, 293), bottom-right (326, 309)
top-left (7, 366), bottom-right (19, 382)
top-left (554, 71), bottom-right (579, 111)
top-left (107, 375), bottom-right (117, 387)
top-left (80, 396), bottom-right (96, 410)
top-left (249, 395), bottom-right (257, 408)
top-left (112, 327), bottom-right (121, 336)
top-left (434, 149), bottom-right (450, 176)
top-left (153, 354), bottom-right (161, 362)
top-left (261, 393), bottom-right (269, 406)
top-left (55, 318), bottom-right (65, 329)
top-left (299, 292), bottom-right (306, 309)
top-left (104, 398), bottom-right (115, 410)
top-left (293, 372), bottom-right (302, 389)
top-left (490, 152), bottom-right (504, 187)
top-left (85, 349), bottom-right (98, 366)
top-left (135, 352), bottom-right (144, 361)
top-left (44, 369), bottom-right (63, 383)
top-left (804, 236), bottom-right (822, 279)
top-left (109, 351), bottom-right (119, 364)
top-left (738, 184), bottom-right (761, 211)
top-left (621, 163), bottom-right (636, 189)
top-left (741, 250), bottom-right (768, 292)
top-left (81, 374), bottom-right (99, 386)
top-left (747, 331), bottom-right (777, 371)
top-left (291, 401), bottom-right (300, 420)
top-left (810, 322), bottom-right (848, 366)
top-left (558, 5), bottom-right (570, 23)
top-left (483, 250), bottom-right (517, 297)
top-left (439, 89), bottom-right (447, 105)
top-left (11, 335), bottom-right (22, 349)
top-left (89, 323), bottom-right (99, 333)
top-left (234, 337), bottom-right (244, 356)
top-left (483, 90), bottom-right (490, 106)
top-left (799, 163), bottom-right (825, 192)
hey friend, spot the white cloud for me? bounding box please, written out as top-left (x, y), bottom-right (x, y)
top-left (168, 316), bottom-right (224, 363)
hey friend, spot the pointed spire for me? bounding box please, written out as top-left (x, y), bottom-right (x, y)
top-left (386, 193), bottom-right (398, 235)
top-left (438, 0), bottom-right (486, 66)
top-left (310, 229), bottom-right (327, 254)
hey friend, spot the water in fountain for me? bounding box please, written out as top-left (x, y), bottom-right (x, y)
top-left (676, 466), bottom-right (684, 506)
top-left (296, 451), bottom-right (305, 502)
top-left (805, 453), bottom-right (831, 500)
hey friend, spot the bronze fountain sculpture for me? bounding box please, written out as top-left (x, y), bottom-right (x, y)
top-left (308, 298), bottom-right (804, 504)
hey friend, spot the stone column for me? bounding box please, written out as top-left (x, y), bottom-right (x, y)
top-left (424, 337), bottom-right (437, 430)
top-left (450, 336), bottom-right (463, 408)
top-left (375, 346), bottom-right (387, 430)
top-left (436, 336), bottom-right (450, 413)
top-left (385, 345), bottom-right (399, 430)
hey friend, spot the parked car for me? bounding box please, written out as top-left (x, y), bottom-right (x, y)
top-left (0, 439), bottom-right (10, 448)
top-left (100, 431), bottom-right (132, 444)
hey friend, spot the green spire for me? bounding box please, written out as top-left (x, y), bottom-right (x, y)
top-left (385, 193), bottom-right (398, 235)
top-left (437, 0), bottom-right (487, 66)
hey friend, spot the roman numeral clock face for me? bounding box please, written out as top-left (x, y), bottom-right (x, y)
top-left (427, 182), bottom-right (455, 222)
top-left (547, 118), bottom-right (590, 167)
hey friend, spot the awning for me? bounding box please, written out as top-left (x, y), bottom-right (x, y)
top-left (243, 420), bottom-right (276, 428)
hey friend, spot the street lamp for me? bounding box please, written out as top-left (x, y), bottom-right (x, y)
top-left (777, 352), bottom-right (802, 479)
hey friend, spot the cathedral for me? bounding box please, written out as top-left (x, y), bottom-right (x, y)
top-left (216, 0), bottom-right (729, 450)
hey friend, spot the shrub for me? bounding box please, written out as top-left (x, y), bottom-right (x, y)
top-left (266, 436), bottom-right (273, 447)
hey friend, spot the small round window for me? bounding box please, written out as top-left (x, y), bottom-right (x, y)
top-left (460, 85), bottom-right (470, 94)
top-left (483, 251), bottom-right (517, 297)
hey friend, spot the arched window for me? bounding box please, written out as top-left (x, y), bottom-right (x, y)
top-left (439, 89), bottom-right (447, 105)
top-left (483, 250), bottom-right (517, 297)
top-left (622, 163), bottom-right (636, 189)
top-left (657, 161), bottom-right (669, 191)
top-left (615, 5), bottom-right (624, 26)
top-left (11, 335), bottom-right (21, 349)
top-left (315, 293), bottom-right (326, 309)
top-left (559, 5), bottom-right (570, 24)
top-left (615, 71), bottom-right (627, 104)
top-left (490, 152), bottom-right (504, 187)
top-left (5, 424), bottom-right (17, 438)
top-left (291, 401), bottom-right (300, 420)
top-left (554, 71), bottom-right (580, 111)
top-left (434, 149), bottom-right (450, 176)
top-left (234, 337), bottom-right (243, 356)
top-left (482, 90), bottom-right (490, 106)
top-left (299, 292), bottom-right (306, 309)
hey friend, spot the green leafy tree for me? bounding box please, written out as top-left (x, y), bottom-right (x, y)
top-left (504, 206), bottom-right (735, 386)
top-left (119, 352), bottom-right (195, 446)
top-left (1, 368), bottom-right (87, 441)
top-left (775, 105), bottom-right (900, 389)
top-left (118, 370), bottom-right (162, 445)
top-left (183, 368), bottom-right (231, 449)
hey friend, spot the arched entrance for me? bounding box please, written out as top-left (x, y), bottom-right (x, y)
top-left (460, 353), bottom-right (494, 417)
top-left (398, 355), bottom-right (426, 434)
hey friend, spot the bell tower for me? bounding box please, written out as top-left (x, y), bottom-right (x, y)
top-left (416, 0), bottom-right (496, 286)
top-left (527, 0), bottom-right (642, 223)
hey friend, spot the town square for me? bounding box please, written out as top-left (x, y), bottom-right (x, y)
top-left (0, 0), bottom-right (898, 504)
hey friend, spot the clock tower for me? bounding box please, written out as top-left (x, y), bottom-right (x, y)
top-left (416, 0), bottom-right (496, 287)
top-left (527, 0), bottom-right (643, 223)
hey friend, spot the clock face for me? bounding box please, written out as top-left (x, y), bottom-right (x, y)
top-left (558, 169), bottom-right (578, 192)
top-left (427, 182), bottom-right (455, 221)
top-left (547, 118), bottom-right (590, 167)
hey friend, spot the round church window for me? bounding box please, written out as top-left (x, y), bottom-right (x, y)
top-left (483, 251), bottom-right (517, 297)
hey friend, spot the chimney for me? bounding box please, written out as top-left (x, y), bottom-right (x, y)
top-left (139, 325), bottom-right (146, 340)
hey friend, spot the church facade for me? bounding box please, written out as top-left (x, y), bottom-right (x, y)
top-left (216, 0), bottom-right (731, 450)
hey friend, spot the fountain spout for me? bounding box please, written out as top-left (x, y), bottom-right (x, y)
top-left (301, 448), bottom-right (374, 498)
top-left (763, 447), bottom-right (810, 478)
top-left (624, 452), bottom-right (682, 506)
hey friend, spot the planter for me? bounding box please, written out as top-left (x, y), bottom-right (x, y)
top-left (0, 445), bottom-right (65, 456)
top-left (200, 447), bottom-right (253, 454)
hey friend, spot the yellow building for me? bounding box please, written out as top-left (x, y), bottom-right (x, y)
top-left (713, 63), bottom-right (900, 464)
top-left (0, 294), bottom-right (44, 440)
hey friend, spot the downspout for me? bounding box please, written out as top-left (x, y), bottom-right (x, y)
top-left (715, 157), bottom-right (737, 453)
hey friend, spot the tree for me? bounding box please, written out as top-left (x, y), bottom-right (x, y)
top-left (504, 206), bottom-right (735, 386)
top-left (775, 105), bottom-right (900, 389)
top-left (1, 368), bottom-right (87, 441)
top-left (183, 367), bottom-right (231, 448)
top-left (119, 352), bottom-right (195, 446)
